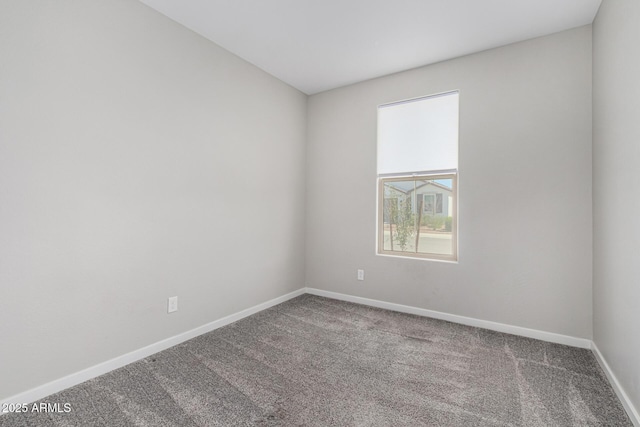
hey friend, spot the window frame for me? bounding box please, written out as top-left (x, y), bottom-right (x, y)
top-left (377, 172), bottom-right (457, 262)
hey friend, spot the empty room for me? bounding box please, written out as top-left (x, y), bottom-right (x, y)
top-left (1, 0), bottom-right (639, 425)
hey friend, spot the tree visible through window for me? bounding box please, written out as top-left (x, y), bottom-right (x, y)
top-left (377, 92), bottom-right (458, 261)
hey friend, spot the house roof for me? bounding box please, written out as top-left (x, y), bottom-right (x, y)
top-left (386, 180), bottom-right (452, 194)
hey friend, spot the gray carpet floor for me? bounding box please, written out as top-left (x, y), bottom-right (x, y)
top-left (0, 294), bottom-right (632, 426)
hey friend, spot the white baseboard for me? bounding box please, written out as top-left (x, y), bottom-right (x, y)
top-left (591, 342), bottom-right (640, 427)
top-left (305, 288), bottom-right (592, 349)
top-left (0, 288), bottom-right (305, 410)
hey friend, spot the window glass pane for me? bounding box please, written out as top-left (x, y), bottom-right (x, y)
top-left (381, 177), bottom-right (454, 257)
top-left (424, 194), bottom-right (435, 215)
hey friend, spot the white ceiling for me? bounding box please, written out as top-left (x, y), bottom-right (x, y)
top-left (139, 0), bottom-right (602, 95)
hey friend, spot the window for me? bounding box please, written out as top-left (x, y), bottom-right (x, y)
top-left (377, 91), bottom-right (458, 261)
top-left (435, 193), bottom-right (443, 214)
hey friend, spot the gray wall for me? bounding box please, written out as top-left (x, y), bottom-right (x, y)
top-left (593, 0), bottom-right (640, 411)
top-left (0, 1), bottom-right (306, 400)
top-left (306, 26), bottom-right (593, 339)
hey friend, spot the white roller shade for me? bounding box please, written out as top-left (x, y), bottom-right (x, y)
top-left (377, 92), bottom-right (458, 175)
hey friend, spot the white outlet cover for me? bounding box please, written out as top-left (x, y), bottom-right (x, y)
top-left (168, 296), bottom-right (178, 313)
top-left (357, 270), bottom-right (365, 281)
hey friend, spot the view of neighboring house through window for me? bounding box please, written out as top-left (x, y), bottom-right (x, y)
top-left (377, 91), bottom-right (459, 261)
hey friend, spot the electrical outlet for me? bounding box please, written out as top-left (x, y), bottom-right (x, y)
top-left (168, 296), bottom-right (178, 313)
top-left (357, 269), bottom-right (365, 281)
